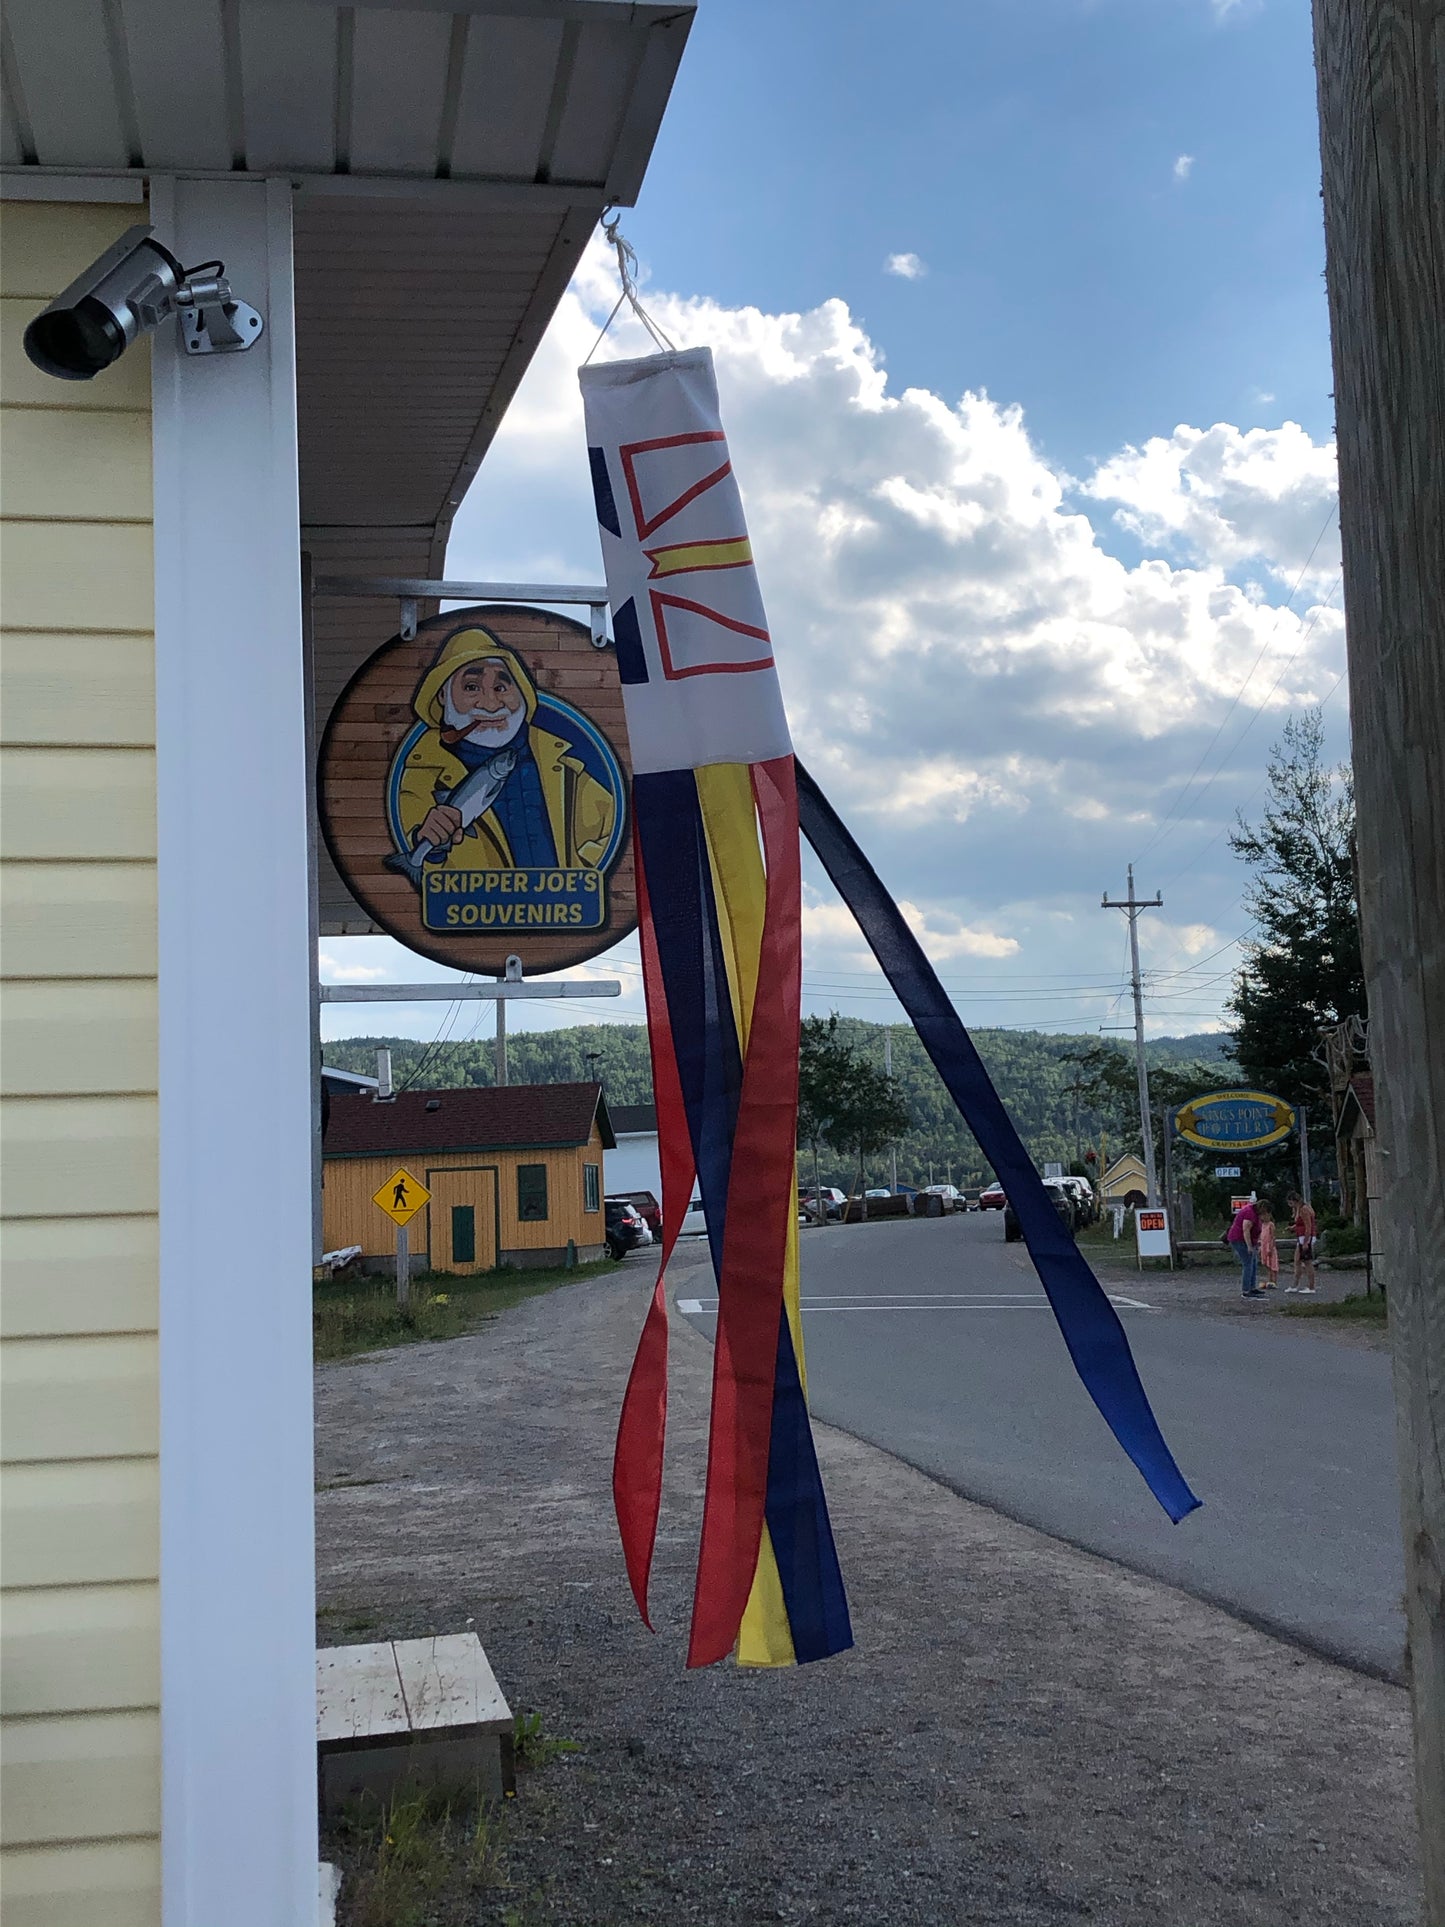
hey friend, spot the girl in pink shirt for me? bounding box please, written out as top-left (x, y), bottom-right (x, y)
top-left (1257, 1200), bottom-right (1280, 1289)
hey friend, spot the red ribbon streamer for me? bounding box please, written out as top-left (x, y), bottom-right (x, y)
top-left (611, 838), bottom-right (696, 1628)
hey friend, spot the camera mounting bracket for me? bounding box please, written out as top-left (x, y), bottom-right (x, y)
top-left (180, 300), bottom-right (264, 358)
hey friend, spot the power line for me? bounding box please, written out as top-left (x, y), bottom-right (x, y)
top-left (1153, 653), bottom-right (1350, 899)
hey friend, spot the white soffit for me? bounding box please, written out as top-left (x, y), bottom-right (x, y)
top-left (3, 0), bottom-right (692, 936)
top-left (1, 0), bottom-right (693, 202)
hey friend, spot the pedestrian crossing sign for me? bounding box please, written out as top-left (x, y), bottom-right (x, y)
top-left (373, 1168), bottom-right (430, 1227)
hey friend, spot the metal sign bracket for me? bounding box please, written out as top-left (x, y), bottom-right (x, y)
top-left (310, 576), bottom-right (614, 650)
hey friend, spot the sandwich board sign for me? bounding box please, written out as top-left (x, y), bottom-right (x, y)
top-left (373, 1169), bottom-right (430, 1228)
top-left (1135, 1206), bottom-right (1172, 1268)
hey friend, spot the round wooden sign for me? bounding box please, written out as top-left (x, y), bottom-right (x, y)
top-left (318, 605), bottom-right (636, 974)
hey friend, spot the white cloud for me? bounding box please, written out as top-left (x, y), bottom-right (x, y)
top-left (884, 251), bottom-right (927, 280)
top-left (1085, 421), bottom-right (1340, 591)
top-left (318, 951), bottom-right (390, 983)
top-left (1173, 154), bottom-right (1194, 182)
top-left (378, 241), bottom-right (1350, 1035)
top-left (898, 900), bottom-right (1020, 961)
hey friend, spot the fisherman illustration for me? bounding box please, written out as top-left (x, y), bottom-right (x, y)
top-left (387, 629), bottom-right (617, 883)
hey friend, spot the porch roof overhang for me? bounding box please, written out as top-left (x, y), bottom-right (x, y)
top-left (3, 0), bottom-right (693, 932)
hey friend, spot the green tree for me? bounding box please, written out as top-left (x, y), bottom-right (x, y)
top-left (1227, 709), bottom-right (1364, 1100)
top-left (797, 1013), bottom-right (855, 1218)
top-left (829, 1056), bottom-right (911, 1216)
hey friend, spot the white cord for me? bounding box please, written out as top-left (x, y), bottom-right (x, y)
top-left (583, 210), bottom-right (678, 363)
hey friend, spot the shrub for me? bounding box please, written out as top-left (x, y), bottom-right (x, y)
top-left (1322, 1221), bottom-right (1369, 1258)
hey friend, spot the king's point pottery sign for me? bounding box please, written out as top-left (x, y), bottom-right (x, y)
top-left (1174, 1089), bottom-right (1296, 1152)
top-left (319, 606), bottom-right (636, 974)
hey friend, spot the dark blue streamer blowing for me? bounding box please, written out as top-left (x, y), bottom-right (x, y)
top-left (795, 762), bottom-right (1201, 1525)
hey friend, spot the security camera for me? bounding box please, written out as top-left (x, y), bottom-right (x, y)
top-left (23, 223), bottom-right (263, 381)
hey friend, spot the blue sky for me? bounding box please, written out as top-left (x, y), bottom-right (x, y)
top-left (626, 0), bottom-right (1333, 477)
top-left (320, 0), bottom-right (1346, 1051)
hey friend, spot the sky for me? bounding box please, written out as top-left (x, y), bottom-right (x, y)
top-left (320, 0), bottom-right (1347, 1053)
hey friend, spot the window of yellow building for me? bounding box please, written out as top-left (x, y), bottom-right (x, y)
top-left (517, 1164), bottom-right (549, 1222)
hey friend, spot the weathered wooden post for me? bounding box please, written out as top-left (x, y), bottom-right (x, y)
top-left (1311, 2), bottom-right (1444, 1909)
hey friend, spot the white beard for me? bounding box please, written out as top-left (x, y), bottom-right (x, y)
top-left (442, 691), bottom-right (526, 749)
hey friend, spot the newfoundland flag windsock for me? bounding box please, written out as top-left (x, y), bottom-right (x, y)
top-left (581, 349), bottom-right (852, 1669)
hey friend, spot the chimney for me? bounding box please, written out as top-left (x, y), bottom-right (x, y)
top-left (375, 1048), bottom-right (393, 1102)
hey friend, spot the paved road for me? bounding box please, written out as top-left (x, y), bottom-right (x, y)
top-left (676, 1213), bottom-right (1405, 1678)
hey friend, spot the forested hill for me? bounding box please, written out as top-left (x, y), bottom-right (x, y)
top-left (325, 1021), bottom-right (1237, 1190)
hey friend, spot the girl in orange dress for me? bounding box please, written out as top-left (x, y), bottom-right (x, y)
top-left (1257, 1200), bottom-right (1280, 1290)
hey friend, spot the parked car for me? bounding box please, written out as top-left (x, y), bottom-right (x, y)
top-left (608, 1189), bottom-right (661, 1237)
top-left (1004, 1181), bottom-right (1074, 1243)
top-left (1056, 1176), bottom-right (1099, 1226)
top-left (604, 1199), bottom-right (652, 1260)
top-left (680, 1195), bottom-right (708, 1239)
top-left (979, 1182), bottom-right (1007, 1210)
top-left (920, 1184), bottom-right (964, 1213)
top-left (864, 1188), bottom-right (892, 1199)
top-left (799, 1185), bottom-right (847, 1222)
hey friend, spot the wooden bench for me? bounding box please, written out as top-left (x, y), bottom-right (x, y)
top-left (316, 1632), bottom-right (514, 1811)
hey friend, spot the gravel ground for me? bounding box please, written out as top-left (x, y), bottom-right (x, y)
top-left (1080, 1244), bottom-right (1392, 1352)
top-left (315, 1257), bottom-right (1420, 1926)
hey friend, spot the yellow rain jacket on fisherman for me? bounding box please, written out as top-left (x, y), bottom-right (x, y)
top-left (396, 631), bottom-right (616, 870)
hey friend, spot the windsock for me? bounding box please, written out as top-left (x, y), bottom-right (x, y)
top-left (580, 348), bottom-right (853, 1668)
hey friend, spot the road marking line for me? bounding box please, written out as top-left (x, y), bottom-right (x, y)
top-left (676, 1295), bottom-right (1154, 1314)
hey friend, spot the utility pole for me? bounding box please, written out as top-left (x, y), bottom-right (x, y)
top-left (1312, 0), bottom-right (1444, 1902)
top-left (1102, 866), bottom-right (1164, 1205)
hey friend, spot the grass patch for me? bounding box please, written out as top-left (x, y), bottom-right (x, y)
top-left (1283, 1290), bottom-right (1387, 1323)
top-left (314, 1259), bottom-right (614, 1362)
top-left (326, 1779), bottom-right (509, 1927)
top-left (512, 1709), bottom-right (581, 1768)
top-left (323, 1721), bottom-right (580, 1923)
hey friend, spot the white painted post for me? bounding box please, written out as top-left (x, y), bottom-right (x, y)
top-left (152, 177), bottom-right (317, 1927)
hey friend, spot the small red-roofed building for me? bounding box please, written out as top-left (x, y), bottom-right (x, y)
top-left (322, 1082), bottom-right (615, 1272)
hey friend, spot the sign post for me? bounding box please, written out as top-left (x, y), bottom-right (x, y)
top-left (373, 1168), bottom-right (430, 1307)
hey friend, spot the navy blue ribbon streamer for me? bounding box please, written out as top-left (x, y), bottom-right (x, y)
top-left (795, 762), bottom-right (1201, 1524)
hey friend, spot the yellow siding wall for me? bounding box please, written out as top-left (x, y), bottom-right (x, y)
top-left (1, 198), bottom-right (160, 1927)
top-left (322, 1125), bottom-right (607, 1261)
